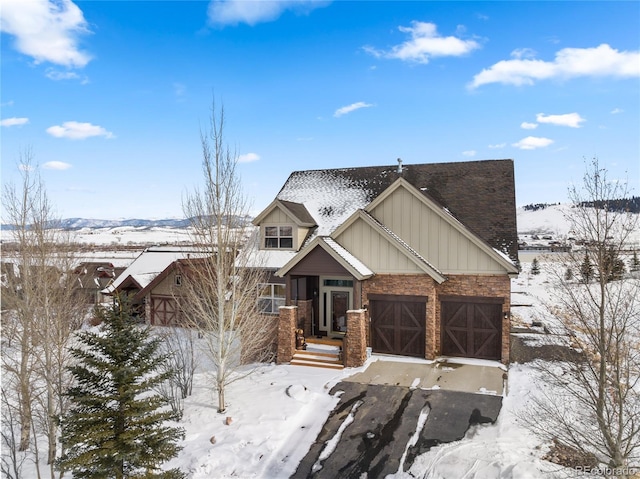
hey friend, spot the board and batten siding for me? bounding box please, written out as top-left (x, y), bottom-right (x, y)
top-left (260, 207), bottom-right (311, 251)
top-left (353, 185), bottom-right (506, 274)
top-left (335, 218), bottom-right (424, 274)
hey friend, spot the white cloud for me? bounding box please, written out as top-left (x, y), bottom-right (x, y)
top-left (469, 43), bottom-right (640, 89)
top-left (46, 121), bottom-right (114, 140)
top-left (462, 150), bottom-right (476, 157)
top-left (512, 136), bottom-right (554, 150)
top-left (45, 68), bottom-right (88, 83)
top-left (488, 143), bottom-right (506, 149)
top-left (207, 0), bottom-right (330, 26)
top-left (521, 122), bottom-right (538, 130)
top-left (0, 0), bottom-right (92, 67)
top-left (1, 117), bottom-right (29, 127)
top-left (238, 152), bottom-right (260, 163)
top-left (610, 108), bottom-right (623, 114)
top-left (536, 112), bottom-right (585, 128)
top-left (364, 21), bottom-right (480, 64)
top-left (43, 161), bottom-right (72, 170)
top-left (334, 102), bottom-right (374, 118)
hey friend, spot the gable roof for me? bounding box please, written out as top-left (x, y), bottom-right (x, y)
top-left (275, 159), bottom-right (518, 263)
top-left (104, 246), bottom-right (206, 294)
top-left (252, 199), bottom-right (316, 227)
top-left (277, 236), bottom-right (374, 280)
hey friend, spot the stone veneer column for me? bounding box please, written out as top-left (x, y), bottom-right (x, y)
top-left (344, 309), bottom-right (367, 368)
top-left (277, 306), bottom-right (297, 364)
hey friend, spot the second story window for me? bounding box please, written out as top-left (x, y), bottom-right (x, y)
top-left (264, 225), bottom-right (293, 249)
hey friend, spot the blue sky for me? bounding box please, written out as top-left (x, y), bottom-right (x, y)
top-left (1, 1), bottom-right (639, 220)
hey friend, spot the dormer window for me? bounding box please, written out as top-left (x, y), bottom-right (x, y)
top-left (265, 225), bottom-right (293, 249)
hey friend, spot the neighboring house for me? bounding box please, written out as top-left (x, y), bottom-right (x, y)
top-left (253, 159), bottom-right (519, 364)
top-left (72, 262), bottom-right (123, 304)
top-left (104, 246), bottom-right (205, 325)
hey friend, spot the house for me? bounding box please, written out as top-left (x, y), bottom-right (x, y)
top-left (72, 262), bottom-right (124, 304)
top-left (104, 246), bottom-right (207, 325)
top-left (252, 159), bottom-right (519, 366)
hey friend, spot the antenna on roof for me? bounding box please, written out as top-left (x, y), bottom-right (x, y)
top-left (396, 158), bottom-right (403, 174)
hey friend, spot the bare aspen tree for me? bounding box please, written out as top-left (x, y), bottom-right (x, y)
top-left (1, 151), bottom-right (85, 477)
top-left (181, 101), bottom-right (275, 413)
top-left (525, 158), bottom-right (640, 473)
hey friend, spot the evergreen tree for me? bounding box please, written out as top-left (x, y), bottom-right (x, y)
top-left (59, 297), bottom-right (185, 479)
top-left (530, 257), bottom-right (540, 275)
top-left (564, 267), bottom-right (573, 281)
top-left (580, 251), bottom-right (594, 283)
top-left (603, 245), bottom-right (626, 282)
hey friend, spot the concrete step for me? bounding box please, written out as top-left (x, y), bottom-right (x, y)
top-left (306, 337), bottom-right (344, 348)
top-left (294, 350), bottom-right (341, 360)
top-left (290, 358), bottom-right (344, 370)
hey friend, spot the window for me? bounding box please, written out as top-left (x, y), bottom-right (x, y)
top-left (264, 225), bottom-right (293, 249)
top-left (174, 274), bottom-right (182, 286)
top-left (258, 283), bottom-right (285, 314)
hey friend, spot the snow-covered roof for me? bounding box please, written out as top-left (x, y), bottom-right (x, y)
top-left (276, 169), bottom-right (371, 238)
top-left (106, 246), bottom-right (207, 293)
top-left (273, 161), bottom-right (519, 264)
top-left (322, 237), bottom-right (374, 278)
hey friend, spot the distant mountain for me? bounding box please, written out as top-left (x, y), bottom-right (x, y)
top-left (58, 218), bottom-right (193, 230)
top-left (1, 215), bottom-right (252, 231)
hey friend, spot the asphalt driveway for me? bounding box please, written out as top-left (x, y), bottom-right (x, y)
top-left (292, 360), bottom-right (504, 478)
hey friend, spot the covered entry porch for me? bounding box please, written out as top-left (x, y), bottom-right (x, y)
top-left (278, 237), bottom-right (373, 340)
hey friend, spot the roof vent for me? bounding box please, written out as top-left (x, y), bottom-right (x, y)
top-left (396, 158), bottom-right (403, 174)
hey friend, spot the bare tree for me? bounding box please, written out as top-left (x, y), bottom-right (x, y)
top-left (181, 101), bottom-right (275, 413)
top-left (1, 150), bottom-right (85, 477)
top-left (525, 158), bottom-right (640, 473)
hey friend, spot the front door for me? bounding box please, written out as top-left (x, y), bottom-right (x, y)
top-left (319, 276), bottom-right (353, 336)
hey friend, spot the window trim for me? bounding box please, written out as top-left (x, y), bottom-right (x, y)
top-left (258, 282), bottom-right (286, 314)
top-left (263, 224), bottom-right (295, 250)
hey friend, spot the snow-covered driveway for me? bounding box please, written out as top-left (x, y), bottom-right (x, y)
top-left (291, 379), bottom-right (502, 478)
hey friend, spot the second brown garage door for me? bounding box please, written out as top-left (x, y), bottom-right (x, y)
top-left (441, 298), bottom-right (502, 360)
top-left (370, 295), bottom-right (426, 358)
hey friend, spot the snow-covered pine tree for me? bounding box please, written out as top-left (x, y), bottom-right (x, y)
top-left (530, 257), bottom-right (540, 275)
top-left (59, 296), bottom-right (185, 479)
top-left (579, 250), bottom-right (593, 283)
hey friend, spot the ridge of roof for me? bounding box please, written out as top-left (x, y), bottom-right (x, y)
top-left (275, 159), bottom-right (518, 264)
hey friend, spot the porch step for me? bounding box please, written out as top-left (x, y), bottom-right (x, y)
top-left (306, 337), bottom-right (344, 348)
top-left (291, 346), bottom-right (343, 370)
top-left (290, 357), bottom-right (344, 370)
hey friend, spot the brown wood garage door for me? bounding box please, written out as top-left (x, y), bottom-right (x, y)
top-left (370, 295), bottom-right (426, 358)
top-left (441, 298), bottom-right (502, 360)
top-left (150, 296), bottom-right (179, 326)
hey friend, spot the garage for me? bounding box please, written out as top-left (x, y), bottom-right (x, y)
top-left (150, 296), bottom-right (179, 326)
top-left (370, 295), bottom-right (426, 358)
top-left (441, 297), bottom-right (502, 360)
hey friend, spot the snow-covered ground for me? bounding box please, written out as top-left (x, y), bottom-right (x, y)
top-left (4, 205), bottom-right (638, 478)
top-left (6, 258), bottom-right (573, 479)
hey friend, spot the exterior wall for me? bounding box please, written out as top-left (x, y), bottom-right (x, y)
top-left (434, 274), bottom-right (511, 363)
top-left (367, 185), bottom-right (507, 274)
top-left (360, 272), bottom-right (511, 362)
top-left (362, 274), bottom-right (438, 359)
top-left (259, 207), bottom-right (310, 251)
top-left (335, 219), bottom-right (424, 273)
top-left (150, 270), bottom-right (182, 296)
